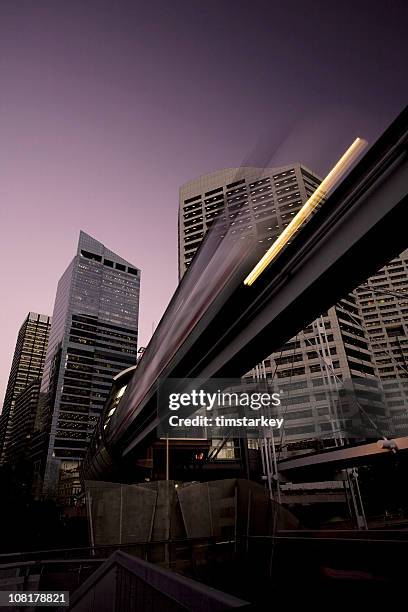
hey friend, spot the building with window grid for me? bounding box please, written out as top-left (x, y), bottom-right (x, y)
top-left (178, 165), bottom-right (323, 277)
top-left (0, 312), bottom-right (51, 465)
top-left (355, 249), bottom-right (408, 434)
top-left (6, 378), bottom-right (42, 467)
top-left (31, 231), bottom-right (140, 498)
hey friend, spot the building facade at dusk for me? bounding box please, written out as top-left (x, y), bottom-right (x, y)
top-left (355, 249), bottom-right (408, 434)
top-left (178, 165), bottom-right (323, 277)
top-left (178, 167), bottom-right (383, 449)
top-left (7, 378), bottom-right (42, 467)
top-left (32, 231), bottom-right (140, 498)
top-left (0, 312), bottom-right (51, 465)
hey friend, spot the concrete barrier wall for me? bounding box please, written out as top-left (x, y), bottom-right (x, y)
top-left (85, 478), bottom-right (299, 549)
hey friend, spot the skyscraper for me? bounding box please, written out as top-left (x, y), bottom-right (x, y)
top-left (32, 231), bottom-right (140, 498)
top-left (0, 312), bottom-right (51, 465)
top-left (179, 167), bottom-right (382, 450)
top-left (355, 249), bottom-right (408, 434)
top-left (178, 165), bottom-right (321, 277)
top-left (7, 379), bottom-right (42, 466)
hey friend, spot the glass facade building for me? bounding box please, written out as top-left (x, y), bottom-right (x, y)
top-left (32, 231), bottom-right (140, 498)
top-left (0, 312), bottom-right (51, 465)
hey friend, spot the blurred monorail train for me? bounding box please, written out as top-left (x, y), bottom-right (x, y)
top-left (82, 111), bottom-right (408, 482)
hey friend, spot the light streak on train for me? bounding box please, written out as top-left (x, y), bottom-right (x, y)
top-left (243, 137), bottom-right (367, 286)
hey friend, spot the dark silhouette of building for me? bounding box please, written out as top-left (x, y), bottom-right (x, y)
top-left (7, 378), bottom-right (42, 466)
top-left (0, 313), bottom-right (51, 465)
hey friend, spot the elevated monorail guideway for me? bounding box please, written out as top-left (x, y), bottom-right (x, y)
top-left (83, 107), bottom-right (408, 480)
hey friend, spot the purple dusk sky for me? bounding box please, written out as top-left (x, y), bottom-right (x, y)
top-left (0, 0), bottom-right (407, 403)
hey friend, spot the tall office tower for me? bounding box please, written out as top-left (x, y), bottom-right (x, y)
top-left (7, 379), bottom-right (42, 466)
top-left (179, 167), bottom-right (382, 450)
top-left (32, 231), bottom-right (140, 498)
top-left (0, 313), bottom-right (51, 465)
top-left (178, 166), bottom-right (321, 277)
top-left (355, 248), bottom-right (408, 435)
